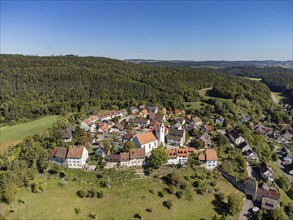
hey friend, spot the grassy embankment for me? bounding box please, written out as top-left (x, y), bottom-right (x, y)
top-left (0, 115), bottom-right (60, 154)
top-left (3, 166), bottom-right (243, 219)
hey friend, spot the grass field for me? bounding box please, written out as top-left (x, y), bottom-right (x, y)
top-left (271, 92), bottom-right (285, 102)
top-left (0, 115), bottom-right (60, 154)
top-left (3, 167), bottom-right (243, 219)
top-left (184, 101), bottom-right (206, 110)
top-left (242, 77), bottom-right (262, 81)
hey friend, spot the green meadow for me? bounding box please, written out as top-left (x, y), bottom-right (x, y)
top-left (0, 115), bottom-right (60, 154)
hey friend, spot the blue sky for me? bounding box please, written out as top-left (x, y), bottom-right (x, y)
top-left (1, 0), bottom-right (292, 60)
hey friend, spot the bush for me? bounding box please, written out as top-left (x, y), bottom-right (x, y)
top-left (145, 208), bottom-right (153, 212)
top-left (133, 213), bottom-right (142, 219)
top-left (74, 208), bottom-right (81, 215)
top-left (77, 189), bottom-right (85, 198)
top-left (30, 179), bottom-right (47, 193)
top-left (148, 187), bottom-right (156, 194)
top-left (89, 212), bottom-right (98, 219)
top-left (96, 191), bottom-right (104, 198)
top-left (175, 191), bottom-right (183, 199)
top-left (163, 200), bottom-right (173, 209)
top-left (157, 191), bottom-right (165, 198)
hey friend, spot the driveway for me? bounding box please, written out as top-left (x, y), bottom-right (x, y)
top-left (238, 198), bottom-right (254, 220)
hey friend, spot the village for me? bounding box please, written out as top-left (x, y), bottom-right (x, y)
top-left (48, 104), bottom-right (293, 216)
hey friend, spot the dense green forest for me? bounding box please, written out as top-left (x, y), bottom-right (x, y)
top-left (218, 66), bottom-right (293, 102)
top-left (0, 55), bottom-right (277, 124)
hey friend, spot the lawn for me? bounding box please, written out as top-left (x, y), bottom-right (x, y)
top-left (0, 115), bottom-right (60, 154)
top-left (3, 167), bottom-right (243, 219)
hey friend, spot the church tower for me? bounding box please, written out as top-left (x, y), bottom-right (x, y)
top-left (156, 122), bottom-right (165, 146)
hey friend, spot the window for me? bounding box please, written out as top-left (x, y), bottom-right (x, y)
top-left (265, 203), bottom-right (274, 208)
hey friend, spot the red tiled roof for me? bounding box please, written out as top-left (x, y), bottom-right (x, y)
top-left (55, 147), bottom-right (68, 159)
top-left (67, 146), bottom-right (85, 158)
top-left (135, 132), bottom-right (157, 145)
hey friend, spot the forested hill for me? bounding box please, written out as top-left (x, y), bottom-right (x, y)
top-left (218, 66), bottom-right (293, 103)
top-left (1, 55), bottom-right (273, 123)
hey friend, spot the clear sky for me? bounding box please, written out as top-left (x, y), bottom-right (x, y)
top-left (1, 0), bottom-right (292, 60)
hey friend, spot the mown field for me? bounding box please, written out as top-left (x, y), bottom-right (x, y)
top-left (0, 115), bottom-right (60, 154)
top-left (3, 167), bottom-right (243, 220)
top-left (242, 77), bottom-right (262, 81)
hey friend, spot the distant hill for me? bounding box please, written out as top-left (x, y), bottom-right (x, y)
top-left (125, 59), bottom-right (293, 69)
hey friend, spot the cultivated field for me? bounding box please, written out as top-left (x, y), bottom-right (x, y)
top-left (0, 115), bottom-right (60, 154)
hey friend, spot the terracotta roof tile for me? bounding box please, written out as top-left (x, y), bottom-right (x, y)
top-left (67, 146), bottom-right (85, 158)
top-left (135, 132), bottom-right (157, 145)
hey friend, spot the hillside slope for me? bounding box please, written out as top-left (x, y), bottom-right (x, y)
top-left (0, 55), bottom-right (274, 123)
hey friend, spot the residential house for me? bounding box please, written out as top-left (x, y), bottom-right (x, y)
top-left (50, 146), bottom-right (89, 169)
top-left (97, 122), bottom-right (110, 133)
top-left (280, 147), bottom-right (289, 157)
top-left (283, 131), bottom-right (293, 141)
top-left (140, 109), bottom-right (149, 118)
top-left (155, 113), bottom-right (166, 123)
top-left (106, 148), bottom-right (145, 167)
top-left (166, 147), bottom-right (195, 165)
top-left (215, 116), bottom-right (225, 125)
top-left (50, 147), bottom-right (68, 164)
top-left (199, 132), bottom-right (212, 147)
top-left (238, 141), bottom-right (251, 152)
top-left (80, 120), bottom-right (96, 132)
top-left (241, 115), bottom-right (252, 123)
top-left (202, 124), bottom-right (213, 133)
top-left (171, 122), bottom-right (182, 130)
top-left (256, 184), bottom-right (280, 210)
top-left (95, 147), bottom-right (106, 158)
top-left (199, 148), bottom-right (218, 169)
top-left (123, 132), bottom-right (135, 143)
top-left (243, 149), bottom-right (259, 163)
top-left (63, 127), bottom-right (75, 142)
top-left (283, 154), bottom-right (292, 166)
top-left (129, 106), bottom-right (139, 115)
top-left (259, 162), bottom-right (274, 182)
top-left (166, 128), bottom-right (185, 146)
top-left (129, 118), bottom-right (150, 128)
top-left (66, 146), bottom-right (89, 169)
top-left (146, 106), bottom-right (158, 114)
top-left (226, 128), bottom-right (245, 146)
top-left (185, 121), bottom-right (196, 132)
top-left (175, 109), bottom-right (185, 116)
top-left (89, 115), bottom-right (98, 123)
top-left (109, 123), bottom-right (125, 133)
top-left (192, 116), bottom-right (203, 128)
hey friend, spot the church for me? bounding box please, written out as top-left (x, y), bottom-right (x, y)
top-left (133, 123), bottom-right (165, 155)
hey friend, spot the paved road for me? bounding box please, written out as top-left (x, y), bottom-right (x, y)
top-left (238, 163), bottom-right (254, 220)
top-left (238, 198), bottom-right (254, 220)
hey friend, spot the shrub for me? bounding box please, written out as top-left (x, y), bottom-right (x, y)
top-left (185, 189), bottom-right (193, 201)
top-left (145, 208), bottom-right (153, 212)
top-left (96, 191), bottom-right (104, 198)
top-left (163, 200), bottom-right (173, 209)
top-left (175, 190), bottom-right (183, 199)
top-left (157, 191), bottom-right (164, 198)
top-left (89, 212), bottom-right (98, 219)
top-left (77, 189), bottom-right (85, 198)
top-left (30, 179), bottom-right (47, 193)
top-left (74, 208), bottom-right (81, 215)
top-left (133, 213), bottom-right (142, 219)
top-left (148, 187), bottom-right (156, 194)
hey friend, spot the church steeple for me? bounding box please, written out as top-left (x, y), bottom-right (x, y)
top-left (156, 122), bottom-right (165, 146)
